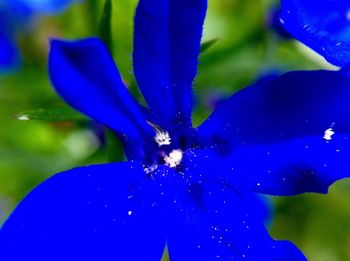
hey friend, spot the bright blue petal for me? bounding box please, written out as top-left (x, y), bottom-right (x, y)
top-left (49, 38), bottom-right (154, 140)
top-left (0, 162), bottom-right (167, 261)
top-left (280, 0), bottom-right (350, 67)
top-left (164, 167), bottom-right (305, 260)
top-left (145, 163), bottom-right (305, 260)
top-left (133, 0), bottom-right (207, 128)
top-left (197, 70), bottom-right (350, 195)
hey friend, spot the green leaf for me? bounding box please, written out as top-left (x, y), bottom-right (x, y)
top-left (105, 129), bottom-right (125, 162)
top-left (98, 0), bottom-right (113, 54)
top-left (200, 38), bottom-right (218, 53)
top-left (200, 28), bottom-right (264, 67)
top-left (14, 107), bottom-right (87, 122)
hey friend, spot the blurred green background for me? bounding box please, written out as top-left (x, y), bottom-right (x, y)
top-left (0, 0), bottom-right (349, 260)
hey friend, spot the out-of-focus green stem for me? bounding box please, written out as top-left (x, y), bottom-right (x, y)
top-left (98, 0), bottom-right (113, 54)
top-left (86, 0), bottom-right (100, 34)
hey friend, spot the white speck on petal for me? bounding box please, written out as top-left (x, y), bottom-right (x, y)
top-left (323, 128), bottom-right (335, 141)
top-left (144, 164), bottom-right (158, 174)
top-left (17, 115), bottom-right (29, 121)
top-left (128, 210), bottom-right (133, 216)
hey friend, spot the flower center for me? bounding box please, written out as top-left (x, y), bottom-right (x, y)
top-left (323, 127), bottom-right (335, 141)
top-left (163, 149), bottom-right (183, 168)
top-left (143, 121), bottom-right (185, 174)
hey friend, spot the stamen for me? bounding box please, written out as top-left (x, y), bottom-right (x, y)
top-left (154, 131), bottom-right (171, 146)
top-left (147, 121), bottom-right (171, 146)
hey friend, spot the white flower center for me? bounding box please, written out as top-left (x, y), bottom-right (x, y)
top-left (323, 127), bottom-right (335, 141)
top-left (164, 149), bottom-right (183, 168)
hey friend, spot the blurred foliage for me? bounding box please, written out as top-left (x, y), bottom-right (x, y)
top-left (0, 0), bottom-right (348, 260)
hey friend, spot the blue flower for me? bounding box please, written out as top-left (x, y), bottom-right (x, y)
top-left (0, 0), bottom-right (79, 72)
top-left (1, 0), bottom-right (350, 260)
top-left (279, 0), bottom-right (350, 67)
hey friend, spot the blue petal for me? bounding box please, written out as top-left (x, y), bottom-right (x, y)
top-left (197, 70), bottom-right (350, 195)
top-left (280, 0), bottom-right (350, 67)
top-left (0, 33), bottom-right (19, 71)
top-left (0, 162), bottom-right (167, 260)
top-left (0, 9), bottom-right (19, 71)
top-left (225, 135), bottom-right (350, 195)
top-left (0, 158), bottom-right (306, 260)
top-left (133, 0), bottom-right (207, 128)
top-left (6, 0), bottom-right (79, 15)
top-left (164, 170), bottom-right (306, 260)
top-left (145, 164), bottom-right (305, 259)
top-left (49, 38), bottom-right (154, 140)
